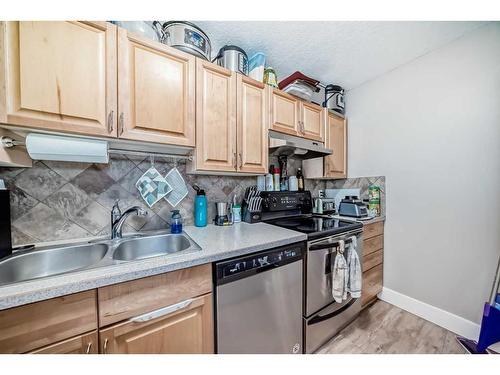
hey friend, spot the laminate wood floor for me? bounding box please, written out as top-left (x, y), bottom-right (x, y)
top-left (316, 300), bottom-right (467, 354)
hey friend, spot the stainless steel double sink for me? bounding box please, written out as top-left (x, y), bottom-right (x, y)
top-left (0, 232), bottom-right (201, 287)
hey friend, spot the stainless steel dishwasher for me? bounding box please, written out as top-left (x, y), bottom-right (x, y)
top-left (214, 242), bottom-right (305, 354)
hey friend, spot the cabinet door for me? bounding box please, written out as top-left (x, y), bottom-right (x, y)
top-left (300, 102), bottom-right (324, 141)
top-left (99, 294), bottom-right (213, 354)
top-left (0, 21), bottom-right (117, 137)
top-left (0, 290), bottom-right (97, 353)
top-left (117, 28), bottom-right (195, 146)
top-left (325, 113), bottom-right (347, 178)
top-left (236, 74), bottom-right (268, 173)
top-left (195, 60), bottom-right (237, 172)
top-left (29, 331), bottom-right (98, 354)
top-left (362, 264), bottom-right (383, 307)
top-left (269, 88), bottom-right (299, 136)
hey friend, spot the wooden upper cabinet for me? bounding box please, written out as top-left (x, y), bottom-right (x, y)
top-left (236, 75), bottom-right (268, 173)
top-left (269, 88), bottom-right (300, 136)
top-left (99, 293), bottom-right (213, 354)
top-left (117, 28), bottom-right (195, 146)
top-left (29, 331), bottom-right (98, 354)
top-left (194, 59), bottom-right (237, 172)
top-left (325, 112), bottom-right (347, 178)
top-left (300, 102), bottom-right (324, 141)
top-left (0, 21), bottom-right (117, 137)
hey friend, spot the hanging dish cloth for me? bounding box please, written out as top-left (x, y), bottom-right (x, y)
top-left (347, 236), bottom-right (362, 298)
top-left (164, 162), bottom-right (188, 207)
top-left (332, 240), bottom-right (348, 303)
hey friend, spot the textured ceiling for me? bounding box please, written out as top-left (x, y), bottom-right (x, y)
top-left (192, 21), bottom-right (485, 90)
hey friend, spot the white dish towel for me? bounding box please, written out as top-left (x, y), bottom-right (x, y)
top-left (332, 240), bottom-right (348, 303)
top-left (347, 236), bottom-right (362, 298)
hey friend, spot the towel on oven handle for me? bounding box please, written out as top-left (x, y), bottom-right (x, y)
top-left (347, 236), bottom-right (362, 298)
top-left (332, 240), bottom-right (348, 303)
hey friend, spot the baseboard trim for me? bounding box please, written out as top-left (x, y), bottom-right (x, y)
top-left (378, 287), bottom-right (480, 340)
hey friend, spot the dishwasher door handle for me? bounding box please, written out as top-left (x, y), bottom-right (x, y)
top-left (130, 298), bottom-right (193, 323)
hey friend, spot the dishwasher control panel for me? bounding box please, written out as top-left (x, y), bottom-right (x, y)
top-left (215, 243), bottom-right (305, 284)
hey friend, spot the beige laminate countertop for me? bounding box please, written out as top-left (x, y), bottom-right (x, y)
top-left (0, 222), bottom-right (306, 310)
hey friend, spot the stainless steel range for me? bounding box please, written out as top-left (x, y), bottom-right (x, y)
top-left (261, 191), bottom-right (364, 353)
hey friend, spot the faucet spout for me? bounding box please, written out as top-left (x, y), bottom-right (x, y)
top-left (111, 206), bottom-right (147, 239)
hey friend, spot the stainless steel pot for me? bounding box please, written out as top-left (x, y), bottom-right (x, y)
top-left (323, 84), bottom-right (345, 115)
top-left (161, 21), bottom-right (211, 60)
top-left (213, 45), bottom-right (248, 75)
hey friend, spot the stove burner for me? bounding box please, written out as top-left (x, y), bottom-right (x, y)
top-left (273, 220), bottom-right (303, 227)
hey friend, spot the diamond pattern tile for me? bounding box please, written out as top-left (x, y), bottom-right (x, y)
top-left (13, 161), bottom-right (66, 201)
top-left (1, 154), bottom-right (385, 246)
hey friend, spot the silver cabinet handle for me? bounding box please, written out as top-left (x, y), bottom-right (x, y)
top-left (85, 342), bottom-right (92, 354)
top-left (102, 338), bottom-right (108, 354)
top-left (232, 152), bottom-right (237, 168)
top-left (107, 110), bottom-right (114, 133)
top-left (238, 153), bottom-right (243, 169)
top-left (130, 299), bottom-right (193, 323)
top-left (119, 112), bottom-right (124, 136)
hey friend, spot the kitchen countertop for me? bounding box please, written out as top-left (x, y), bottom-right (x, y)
top-left (0, 222), bottom-right (306, 310)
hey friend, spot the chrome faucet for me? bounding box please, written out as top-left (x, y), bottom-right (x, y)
top-left (111, 201), bottom-right (147, 240)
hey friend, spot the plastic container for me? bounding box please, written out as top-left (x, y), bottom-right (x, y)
top-left (368, 185), bottom-right (381, 217)
top-left (265, 174), bottom-right (274, 191)
top-left (194, 189), bottom-right (207, 227)
top-left (170, 210), bottom-right (183, 234)
top-left (257, 175), bottom-right (266, 191)
top-left (232, 204), bottom-right (242, 223)
top-left (273, 167), bottom-right (281, 191)
top-left (248, 52), bottom-right (266, 82)
top-left (289, 176), bottom-right (298, 191)
top-left (264, 67), bottom-right (278, 88)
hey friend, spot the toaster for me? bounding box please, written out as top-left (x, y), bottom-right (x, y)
top-left (338, 196), bottom-right (368, 218)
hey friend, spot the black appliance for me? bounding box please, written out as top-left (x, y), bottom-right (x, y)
top-left (0, 189), bottom-right (12, 259)
top-left (261, 190), bottom-right (364, 353)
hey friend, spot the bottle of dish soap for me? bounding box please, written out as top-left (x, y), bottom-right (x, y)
top-left (170, 210), bottom-right (183, 234)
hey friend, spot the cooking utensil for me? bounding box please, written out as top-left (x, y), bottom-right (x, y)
top-left (323, 84), bottom-right (345, 114)
top-left (212, 45), bottom-right (248, 75)
top-left (161, 21), bottom-right (211, 60)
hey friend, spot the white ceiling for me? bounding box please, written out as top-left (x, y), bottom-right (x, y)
top-left (193, 21), bottom-right (486, 90)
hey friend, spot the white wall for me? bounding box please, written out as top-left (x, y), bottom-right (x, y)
top-left (346, 23), bottom-right (500, 324)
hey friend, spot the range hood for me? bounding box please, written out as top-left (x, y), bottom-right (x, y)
top-left (268, 130), bottom-right (332, 159)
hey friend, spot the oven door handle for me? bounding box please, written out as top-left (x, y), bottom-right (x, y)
top-left (309, 242), bottom-right (341, 251)
top-left (307, 298), bottom-right (357, 325)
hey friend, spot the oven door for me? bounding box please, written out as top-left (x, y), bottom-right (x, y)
top-left (305, 230), bottom-right (363, 317)
top-left (304, 296), bottom-right (362, 353)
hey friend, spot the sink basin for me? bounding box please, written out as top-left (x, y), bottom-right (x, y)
top-left (112, 234), bottom-right (196, 261)
top-left (0, 244), bottom-right (109, 286)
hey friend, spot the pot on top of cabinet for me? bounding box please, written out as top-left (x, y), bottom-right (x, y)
top-left (212, 45), bottom-right (249, 75)
top-left (160, 21), bottom-right (211, 61)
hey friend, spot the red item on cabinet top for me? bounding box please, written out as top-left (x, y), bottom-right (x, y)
top-left (278, 71), bottom-right (320, 90)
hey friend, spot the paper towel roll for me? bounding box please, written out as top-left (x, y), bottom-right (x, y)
top-left (26, 133), bottom-right (109, 163)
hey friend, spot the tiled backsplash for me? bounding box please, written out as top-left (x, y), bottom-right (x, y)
top-left (0, 155), bottom-right (385, 247)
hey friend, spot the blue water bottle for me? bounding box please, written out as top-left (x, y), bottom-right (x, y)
top-left (170, 210), bottom-right (183, 234)
top-left (194, 187), bottom-right (207, 227)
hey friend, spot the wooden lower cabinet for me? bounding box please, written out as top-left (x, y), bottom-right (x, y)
top-left (361, 221), bottom-right (385, 308)
top-left (29, 331), bottom-right (98, 354)
top-left (99, 293), bottom-right (213, 354)
top-left (0, 290), bottom-right (98, 353)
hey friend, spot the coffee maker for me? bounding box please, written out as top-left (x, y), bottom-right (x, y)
top-left (0, 189), bottom-right (12, 259)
